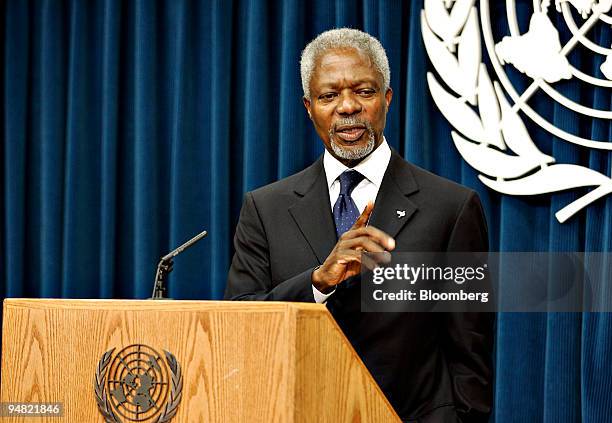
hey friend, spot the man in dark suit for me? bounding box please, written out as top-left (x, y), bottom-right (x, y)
top-left (225, 28), bottom-right (493, 422)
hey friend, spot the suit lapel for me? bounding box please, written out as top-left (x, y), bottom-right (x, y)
top-left (369, 151), bottom-right (420, 239)
top-left (288, 158), bottom-right (337, 264)
top-left (288, 151), bottom-right (420, 261)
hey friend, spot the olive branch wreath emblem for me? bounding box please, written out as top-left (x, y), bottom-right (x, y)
top-left (421, 0), bottom-right (612, 223)
top-left (94, 348), bottom-right (183, 423)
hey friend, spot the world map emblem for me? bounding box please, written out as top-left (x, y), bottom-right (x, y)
top-left (94, 345), bottom-right (183, 423)
top-left (421, 0), bottom-right (612, 222)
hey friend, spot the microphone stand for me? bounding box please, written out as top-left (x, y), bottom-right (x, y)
top-left (150, 229), bottom-right (208, 299)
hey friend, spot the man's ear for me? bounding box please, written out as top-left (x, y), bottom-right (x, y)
top-left (303, 97), bottom-right (312, 120)
top-left (385, 88), bottom-right (393, 111)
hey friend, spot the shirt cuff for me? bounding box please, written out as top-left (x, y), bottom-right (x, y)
top-left (312, 284), bottom-right (336, 303)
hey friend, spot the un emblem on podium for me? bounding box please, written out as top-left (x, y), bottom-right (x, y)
top-left (422, 0), bottom-right (612, 222)
top-left (94, 345), bottom-right (183, 423)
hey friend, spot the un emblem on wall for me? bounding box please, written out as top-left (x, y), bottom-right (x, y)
top-left (422, 0), bottom-right (612, 222)
top-left (94, 345), bottom-right (183, 423)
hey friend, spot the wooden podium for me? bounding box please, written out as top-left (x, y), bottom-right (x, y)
top-left (1, 299), bottom-right (399, 422)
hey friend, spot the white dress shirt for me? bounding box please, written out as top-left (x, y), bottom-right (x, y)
top-left (312, 138), bottom-right (392, 303)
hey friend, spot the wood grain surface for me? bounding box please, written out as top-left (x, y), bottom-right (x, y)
top-left (1, 299), bottom-right (399, 422)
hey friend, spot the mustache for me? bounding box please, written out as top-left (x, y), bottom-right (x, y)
top-left (330, 117), bottom-right (373, 133)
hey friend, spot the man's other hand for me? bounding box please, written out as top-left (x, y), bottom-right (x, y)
top-left (312, 202), bottom-right (395, 293)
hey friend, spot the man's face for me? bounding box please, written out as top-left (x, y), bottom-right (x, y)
top-left (303, 47), bottom-right (393, 166)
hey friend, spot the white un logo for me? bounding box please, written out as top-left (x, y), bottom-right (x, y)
top-left (421, 0), bottom-right (612, 222)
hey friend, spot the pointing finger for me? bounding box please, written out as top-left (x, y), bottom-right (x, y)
top-left (351, 201), bottom-right (374, 230)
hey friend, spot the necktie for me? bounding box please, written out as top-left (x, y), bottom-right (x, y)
top-left (333, 170), bottom-right (366, 238)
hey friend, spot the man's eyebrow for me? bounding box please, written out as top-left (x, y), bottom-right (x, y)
top-left (316, 78), bottom-right (380, 90)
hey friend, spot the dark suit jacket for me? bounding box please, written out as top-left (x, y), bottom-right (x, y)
top-left (225, 151), bottom-right (494, 422)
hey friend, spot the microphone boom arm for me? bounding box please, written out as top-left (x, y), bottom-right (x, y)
top-left (150, 229), bottom-right (208, 299)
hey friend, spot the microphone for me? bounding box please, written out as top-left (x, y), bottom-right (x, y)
top-left (150, 229), bottom-right (208, 299)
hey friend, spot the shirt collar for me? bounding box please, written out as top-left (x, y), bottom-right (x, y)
top-left (323, 137), bottom-right (391, 189)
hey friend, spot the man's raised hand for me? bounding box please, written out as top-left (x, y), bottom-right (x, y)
top-left (311, 202), bottom-right (395, 293)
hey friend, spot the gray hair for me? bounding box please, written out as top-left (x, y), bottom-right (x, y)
top-left (300, 28), bottom-right (390, 100)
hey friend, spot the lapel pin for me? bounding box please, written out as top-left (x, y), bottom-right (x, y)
top-left (396, 210), bottom-right (406, 219)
